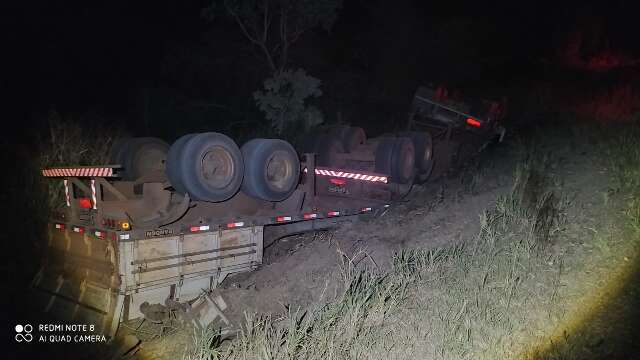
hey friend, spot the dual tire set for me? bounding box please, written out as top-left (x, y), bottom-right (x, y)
top-left (300, 125), bottom-right (367, 167)
top-left (301, 126), bottom-right (433, 185)
top-left (376, 131), bottom-right (434, 184)
top-left (111, 134), bottom-right (300, 203)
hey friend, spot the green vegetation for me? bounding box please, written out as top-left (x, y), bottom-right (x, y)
top-left (38, 110), bottom-right (123, 210)
top-left (185, 121), bottom-right (640, 360)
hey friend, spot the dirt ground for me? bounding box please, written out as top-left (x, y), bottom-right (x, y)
top-left (129, 139), bottom-right (520, 359)
top-left (131, 126), bottom-right (640, 359)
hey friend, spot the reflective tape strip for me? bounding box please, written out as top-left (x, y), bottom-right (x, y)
top-left (90, 179), bottom-right (97, 210)
top-left (226, 222), bottom-right (244, 229)
top-left (314, 168), bottom-right (388, 183)
top-left (190, 225), bottom-right (210, 232)
top-left (276, 216), bottom-right (292, 222)
top-left (63, 179), bottom-right (70, 207)
top-left (41, 167), bottom-right (115, 177)
top-left (327, 211), bottom-right (340, 217)
top-left (303, 213), bottom-right (317, 219)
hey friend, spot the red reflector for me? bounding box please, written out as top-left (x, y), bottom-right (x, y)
top-left (226, 222), bottom-right (244, 229)
top-left (303, 213), bottom-right (317, 219)
top-left (72, 226), bottom-right (84, 234)
top-left (329, 178), bottom-right (346, 185)
top-left (94, 230), bottom-right (105, 239)
top-left (190, 225), bottom-right (210, 232)
top-left (466, 118), bottom-right (481, 127)
top-left (276, 216), bottom-right (292, 223)
top-left (78, 198), bottom-right (92, 209)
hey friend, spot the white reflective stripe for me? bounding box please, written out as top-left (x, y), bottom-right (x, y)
top-left (42, 167), bottom-right (116, 177)
top-left (314, 168), bottom-right (388, 183)
top-left (55, 223), bottom-right (63, 229)
top-left (119, 234), bottom-right (130, 240)
top-left (63, 179), bottom-right (70, 207)
top-left (90, 179), bottom-right (97, 210)
top-left (199, 225), bottom-right (210, 231)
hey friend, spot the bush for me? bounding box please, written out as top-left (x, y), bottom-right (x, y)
top-left (253, 69), bottom-right (324, 135)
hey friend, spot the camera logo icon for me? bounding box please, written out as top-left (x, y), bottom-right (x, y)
top-left (15, 324), bottom-right (33, 343)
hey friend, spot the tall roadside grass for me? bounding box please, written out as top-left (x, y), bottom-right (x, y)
top-left (182, 120), bottom-right (640, 360)
top-left (184, 143), bottom-right (570, 360)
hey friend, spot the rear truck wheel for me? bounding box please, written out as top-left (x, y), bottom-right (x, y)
top-left (113, 137), bottom-right (170, 181)
top-left (124, 137), bottom-right (171, 181)
top-left (178, 132), bottom-right (244, 202)
top-left (375, 137), bottom-right (416, 184)
top-left (316, 134), bottom-right (346, 167)
top-left (109, 137), bottom-right (131, 166)
top-left (416, 158), bottom-right (435, 183)
top-left (166, 133), bottom-right (197, 194)
top-left (241, 139), bottom-right (301, 202)
top-left (327, 125), bottom-right (350, 140)
top-left (397, 131), bottom-right (433, 173)
top-left (342, 126), bottom-right (366, 153)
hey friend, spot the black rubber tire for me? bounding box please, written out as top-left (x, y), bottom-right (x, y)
top-left (166, 133), bottom-right (197, 194)
top-left (397, 131), bottom-right (433, 173)
top-left (375, 137), bottom-right (415, 184)
top-left (109, 137), bottom-right (132, 166)
top-left (177, 132), bottom-right (244, 202)
top-left (416, 159), bottom-right (435, 184)
top-left (327, 125), bottom-right (350, 140)
top-left (241, 139), bottom-right (300, 202)
top-left (316, 134), bottom-right (345, 167)
top-left (343, 127), bottom-right (366, 153)
top-left (118, 137), bottom-right (170, 181)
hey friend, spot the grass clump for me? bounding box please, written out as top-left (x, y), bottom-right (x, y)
top-left (184, 122), bottom-right (639, 360)
top-left (185, 145), bottom-right (570, 360)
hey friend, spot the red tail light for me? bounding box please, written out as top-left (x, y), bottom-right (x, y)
top-left (329, 178), bottom-right (346, 185)
top-left (466, 118), bottom-right (481, 127)
top-left (78, 198), bottom-right (92, 209)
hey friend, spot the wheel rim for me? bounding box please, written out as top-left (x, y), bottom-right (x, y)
top-left (265, 150), bottom-right (293, 191)
top-left (201, 146), bottom-right (234, 189)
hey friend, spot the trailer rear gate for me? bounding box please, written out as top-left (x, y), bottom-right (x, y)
top-left (33, 223), bottom-right (264, 338)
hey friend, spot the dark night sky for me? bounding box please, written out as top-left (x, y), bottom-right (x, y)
top-left (6, 0), bottom-right (639, 139)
